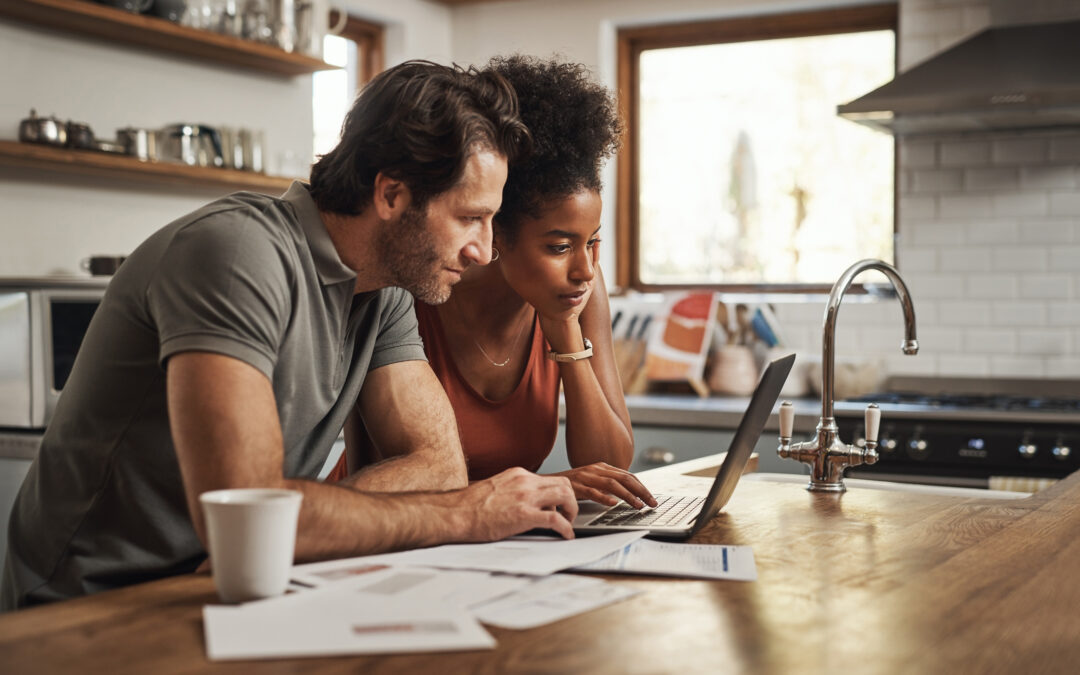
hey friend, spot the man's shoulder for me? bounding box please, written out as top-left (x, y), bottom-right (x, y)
top-left (158, 191), bottom-right (303, 265)
top-left (177, 191), bottom-right (293, 236)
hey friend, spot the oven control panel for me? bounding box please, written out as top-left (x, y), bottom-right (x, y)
top-left (836, 417), bottom-right (1078, 481)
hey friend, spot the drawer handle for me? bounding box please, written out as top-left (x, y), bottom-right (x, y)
top-left (642, 447), bottom-right (675, 465)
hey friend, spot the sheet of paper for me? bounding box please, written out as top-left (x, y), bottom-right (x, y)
top-left (470, 574), bottom-right (641, 630)
top-left (293, 564), bottom-right (534, 610)
top-left (572, 539), bottom-right (757, 581)
top-left (292, 530), bottom-right (648, 579)
top-left (204, 568), bottom-right (496, 660)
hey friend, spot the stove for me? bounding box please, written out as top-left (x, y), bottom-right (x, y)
top-left (831, 377), bottom-right (1080, 489)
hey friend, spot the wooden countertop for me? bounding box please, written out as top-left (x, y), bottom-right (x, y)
top-left (2, 466), bottom-right (1078, 674)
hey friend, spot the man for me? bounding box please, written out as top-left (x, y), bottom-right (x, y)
top-left (2, 61), bottom-right (577, 611)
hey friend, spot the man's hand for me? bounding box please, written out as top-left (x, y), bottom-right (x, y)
top-left (460, 468), bottom-right (579, 540)
top-left (552, 463), bottom-right (658, 509)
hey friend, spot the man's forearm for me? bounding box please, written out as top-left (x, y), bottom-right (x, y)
top-left (285, 468), bottom-right (578, 563)
top-left (285, 478), bottom-right (471, 561)
top-left (341, 449), bottom-right (467, 492)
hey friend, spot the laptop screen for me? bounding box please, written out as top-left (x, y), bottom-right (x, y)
top-left (687, 353), bottom-right (795, 535)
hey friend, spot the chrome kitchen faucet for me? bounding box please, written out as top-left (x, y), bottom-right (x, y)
top-left (777, 259), bottom-right (919, 492)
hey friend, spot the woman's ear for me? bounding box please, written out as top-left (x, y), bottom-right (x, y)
top-left (372, 172), bottom-right (411, 220)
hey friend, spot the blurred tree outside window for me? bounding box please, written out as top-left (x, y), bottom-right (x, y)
top-left (621, 6), bottom-right (897, 289)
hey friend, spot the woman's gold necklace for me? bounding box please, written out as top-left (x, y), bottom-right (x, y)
top-left (472, 307), bottom-right (533, 368)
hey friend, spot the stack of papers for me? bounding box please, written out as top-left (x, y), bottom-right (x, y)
top-left (573, 539), bottom-right (757, 581)
top-left (203, 531), bottom-right (757, 661)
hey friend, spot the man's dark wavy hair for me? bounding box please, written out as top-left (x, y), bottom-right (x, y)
top-left (309, 60), bottom-right (532, 215)
top-left (486, 55), bottom-right (623, 243)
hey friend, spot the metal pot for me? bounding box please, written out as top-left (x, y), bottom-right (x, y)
top-left (117, 127), bottom-right (159, 161)
top-left (66, 121), bottom-right (96, 150)
top-left (158, 124), bottom-right (224, 167)
top-left (18, 109), bottom-right (67, 147)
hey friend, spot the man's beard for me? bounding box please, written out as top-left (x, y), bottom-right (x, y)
top-left (375, 202), bottom-right (454, 305)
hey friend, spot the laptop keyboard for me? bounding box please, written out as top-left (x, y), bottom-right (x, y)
top-left (587, 494), bottom-right (703, 527)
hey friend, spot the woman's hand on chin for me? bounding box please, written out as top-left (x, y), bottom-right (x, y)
top-left (537, 290), bottom-right (592, 353)
top-left (551, 463), bottom-right (658, 509)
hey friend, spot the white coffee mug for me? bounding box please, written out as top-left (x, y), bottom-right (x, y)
top-left (199, 488), bottom-right (303, 603)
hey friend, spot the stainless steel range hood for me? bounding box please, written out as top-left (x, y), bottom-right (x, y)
top-left (838, 19), bottom-right (1080, 135)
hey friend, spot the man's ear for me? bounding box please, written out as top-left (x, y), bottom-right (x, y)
top-left (372, 172), bottom-right (411, 220)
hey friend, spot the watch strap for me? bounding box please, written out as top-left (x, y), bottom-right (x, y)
top-left (547, 337), bottom-right (593, 362)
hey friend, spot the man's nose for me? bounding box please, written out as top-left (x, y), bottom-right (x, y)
top-left (462, 220), bottom-right (493, 266)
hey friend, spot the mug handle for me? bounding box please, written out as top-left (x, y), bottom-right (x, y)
top-left (327, 6), bottom-right (348, 35)
top-left (139, 0), bottom-right (154, 12)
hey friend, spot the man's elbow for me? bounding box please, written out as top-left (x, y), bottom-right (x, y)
top-left (435, 452), bottom-right (469, 490)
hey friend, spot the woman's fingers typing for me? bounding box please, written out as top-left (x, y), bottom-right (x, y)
top-left (556, 463), bottom-right (658, 508)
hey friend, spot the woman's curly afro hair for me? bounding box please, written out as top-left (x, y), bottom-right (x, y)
top-left (487, 55), bottom-right (623, 243)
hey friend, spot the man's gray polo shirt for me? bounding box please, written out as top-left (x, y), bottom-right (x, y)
top-left (2, 182), bottom-right (425, 609)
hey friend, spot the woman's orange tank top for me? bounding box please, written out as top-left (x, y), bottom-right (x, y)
top-left (416, 302), bottom-right (561, 480)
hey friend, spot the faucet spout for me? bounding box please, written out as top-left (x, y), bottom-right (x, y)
top-left (777, 258), bottom-right (919, 492)
top-left (821, 259), bottom-right (918, 422)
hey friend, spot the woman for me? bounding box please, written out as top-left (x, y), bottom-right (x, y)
top-left (338, 55), bottom-right (654, 509)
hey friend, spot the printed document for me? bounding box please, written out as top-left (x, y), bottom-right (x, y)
top-left (291, 530), bottom-right (647, 581)
top-left (572, 539), bottom-right (757, 581)
top-left (318, 565), bottom-right (534, 609)
top-left (204, 567), bottom-right (495, 660)
top-left (470, 574), bottom-right (642, 630)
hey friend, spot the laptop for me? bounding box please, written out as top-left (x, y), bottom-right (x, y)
top-left (572, 353), bottom-right (795, 540)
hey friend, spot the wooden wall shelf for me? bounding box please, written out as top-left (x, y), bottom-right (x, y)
top-left (0, 140), bottom-right (297, 194)
top-left (0, 0), bottom-right (336, 76)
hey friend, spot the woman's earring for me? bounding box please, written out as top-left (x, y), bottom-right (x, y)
top-left (491, 247), bottom-right (500, 261)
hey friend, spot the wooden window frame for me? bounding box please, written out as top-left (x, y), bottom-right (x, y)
top-left (615, 3), bottom-right (899, 292)
top-left (328, 11), bottom-right (385, 87)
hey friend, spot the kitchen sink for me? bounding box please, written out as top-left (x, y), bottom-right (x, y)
top-left (742, 472), bottom-right (1028, 499)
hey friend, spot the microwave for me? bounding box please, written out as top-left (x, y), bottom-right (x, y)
top-left (0, 278), bottom-right (108, 429)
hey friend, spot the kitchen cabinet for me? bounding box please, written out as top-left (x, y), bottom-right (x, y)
top-left (0, 0), bottom-right (336, 77)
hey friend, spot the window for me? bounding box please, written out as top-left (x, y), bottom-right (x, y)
top-left (616, 4), bottom-right (897, 290)
top-left (312, 13), bottom-right (384, 159)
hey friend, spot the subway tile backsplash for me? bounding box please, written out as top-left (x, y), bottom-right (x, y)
top-left (769, 0), bottom-right (1080, 381)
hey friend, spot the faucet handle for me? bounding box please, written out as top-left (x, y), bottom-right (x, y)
top-left (865, 403), bottom-right (881, 445)
top-left (779, 401), bottom-right (794, 439)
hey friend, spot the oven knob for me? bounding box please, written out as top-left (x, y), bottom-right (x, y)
top-left (907, 438), bottom-right (928, 459)
top-left (1018, 443), bottom-right (1037, 459)
top-left (1052, 445), bottom-right (1071, 461)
